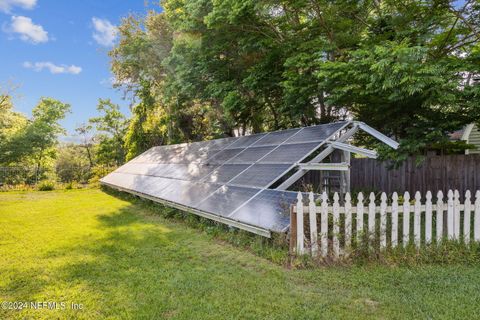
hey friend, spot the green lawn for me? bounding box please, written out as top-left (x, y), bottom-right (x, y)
top-left (0, 189), bottom-right (479, 319)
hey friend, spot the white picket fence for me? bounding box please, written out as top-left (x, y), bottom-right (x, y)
top-left (290, 190), bottom-right (480, 258)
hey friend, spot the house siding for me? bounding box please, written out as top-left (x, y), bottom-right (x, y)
top-left (467, 124), bottom-right (480, 154)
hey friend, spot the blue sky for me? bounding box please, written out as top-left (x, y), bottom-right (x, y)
top-left (0, 0), bottom-right (160, 137)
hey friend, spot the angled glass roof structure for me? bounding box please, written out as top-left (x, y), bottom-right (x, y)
top-left (101, 120), bottom-right (398, 237)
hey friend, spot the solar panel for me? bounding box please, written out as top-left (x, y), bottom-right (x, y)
top-left (250, 128), bottom-right (301, 147)
top-left (196, 185), bottom-right (260, 217)
top-left (203, 164), bottom-right (250, 184)
top-left (258, 142), bottom-right (320, 164)
top-left (101, 121), bottom-right (350, 235)
top-left (229, 164), bottom-right (291, 188)
top-left (227, 146), bottom-right (276, 164)
top-left (230, 189), bottom-right (301, 232)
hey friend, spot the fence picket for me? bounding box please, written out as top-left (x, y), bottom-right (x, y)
top-left (447, 190), bottom-right (454, 239)
top-left (454, 190), bottom-right (460, 240)
top-left (414, 191), bottom-right (421, 247)
top-left (320, 192), bottom-right (328, 257)
top-left (333, 193), bottom-right (340, 257)
top-left (475, 191), bottom-right (480, 242)
top-left (291, 189), bottom-right (480, 260)
top-left (296, 192), bottom-right (304, 254)
top-left (464, 190), bottom-right (471, 244)
top-left (380, 193), bottom-right (387, 249)
top-left (368, 193), bottom-right (376, 241)
top-left (436, 191), bottom-right (444, 243)
top-left (425, 191), bottom-right (432, 244)
top-left (308, 192), bottom-right (318, 256)
top-left (403, 192), bottom-right (410, 247)
top-left (357, 192), bottom-right (364, 242)
top-left (391, 192), bottom-right (399, 248)
top-left (344, 193), bottom-right (352, 250)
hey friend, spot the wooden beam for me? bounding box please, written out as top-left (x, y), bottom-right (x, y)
top-left (297, 162), bottom-right (349, 171)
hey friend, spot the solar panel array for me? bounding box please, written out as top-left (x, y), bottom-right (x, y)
top-left (101, 121), bottom-right (349, 233)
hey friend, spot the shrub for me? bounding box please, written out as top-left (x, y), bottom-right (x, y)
top-left (37, 180), bottom-right (55, 191)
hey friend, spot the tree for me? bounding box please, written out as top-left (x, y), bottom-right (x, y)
top-left (75, 123), bottom-right (95, 167)
top-left (109, 0), bottom-right (480, 160)
top-left (0, 98), bottom-right (70, 175)
top-left (89, 99), bottom-right (128, 166)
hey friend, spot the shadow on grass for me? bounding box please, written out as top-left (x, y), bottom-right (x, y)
top-left (1, 198), bottom-right (285, 318)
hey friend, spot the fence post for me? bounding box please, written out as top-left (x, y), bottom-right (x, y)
top-left (447, 190), bottom-right (454, 239)
top-left (475, 191), bottom-right (480, 242)
top-left (403, 192), bottom-right (410, 247)
top-left (356, 192), bottom-right (364, 243)
top-left (333, 193), bottom-right (340, 257)
top-left (425, 191), bottom-right (432, 244)
top-left (308, 192), bottom-right (318, 257)
top-left (344, 192), bottom-right (352, 251)
top-left (414, 191), bottom-right (421, 248)
top-left (380, 192), bottom-right (387, 249)
top-left (436, 191), bottom-right (444, 243)
top-left (296, 192), bottom-right (304, 255)
top-left (392, 192), bottom-right (399, 248)
top-left (289, 205), bottom-right (297, 257)
top-left (368, 192), bottom-right (376, 242)
top-left (320, 192), bottom-right (328, 258)
top-left (464, 190), bottom-right (471, 244)
top-left (454, 190), bottom-right (460, 240)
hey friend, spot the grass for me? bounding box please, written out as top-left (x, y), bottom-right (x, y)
top-left (1, 189), bottom-right (480, 319)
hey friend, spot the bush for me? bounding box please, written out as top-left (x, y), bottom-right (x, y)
top-left (37, 180), bottom-right (55, 191)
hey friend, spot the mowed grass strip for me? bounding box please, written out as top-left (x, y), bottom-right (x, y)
top-left (0, 189), bottom-right (479, 319)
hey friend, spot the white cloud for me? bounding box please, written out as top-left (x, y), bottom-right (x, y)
top-left (0, 0), bottom-right (36, 13)
top-left (5, 15), bottom-right (48, 43)
top-left (23, 61), bottom-right (82, 75)
top-left (91, 17), bottom-right (117, 47)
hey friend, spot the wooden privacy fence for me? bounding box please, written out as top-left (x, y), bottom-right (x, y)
top-left (290, 189), bottom-right (480, 258)
top-left (350, 155), bottom-right (480, 196)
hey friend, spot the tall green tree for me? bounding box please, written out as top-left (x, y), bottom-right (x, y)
top-left (89, 99), bottom-right (128, 166)
top-left (0, 98), bottom-right (70, 173)
top-left (109, 0), bottom-right (480, 160)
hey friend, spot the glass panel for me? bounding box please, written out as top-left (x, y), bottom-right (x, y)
top-left (258, 142), bottom-right (319, 163)
top-left (230, 190), bottom-right (301, 232)
top-left (225, 133), bottom-right (267, 149)
top-left (229, 164), bottom-right (291, 188)
top-left (283, 121), bottom-right (347, 144)
top-left (203, 164), bottom-right (250, 184)
top-left (196, 185), bottom-right (260, 217)
top-left (227, 146), bottom-right (275, 164)
top-left (250, 128), bottom-right (301, 147)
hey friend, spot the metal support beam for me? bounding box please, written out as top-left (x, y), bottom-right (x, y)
top-left (355, 121), bottom-right (400, 149)
top-left (276, 124), bottom-right (359, 190)
top-left (297, 162), bottom-right (349, 171)
top-left (330, 141), bottom-right (378, 159)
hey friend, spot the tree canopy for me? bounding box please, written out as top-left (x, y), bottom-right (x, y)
top-left (109, 0), bottom-right (479, 161)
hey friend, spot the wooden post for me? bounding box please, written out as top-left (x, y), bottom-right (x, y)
top-left (436, 191), bottom-right (444, 243)
top-left (289, 204), bottom-right (297, 257)
top-left (356, 192), bottom-right (364, 243)
top-left (403, 192), bottom-right (410, 247)
top-left (447, 190), bottom-right (454, 239)
top-left (425, 191), bottom-right (432, 244)
top-left (380, 192), bottom-right (387, 249)
top-left (464, 190), bottom-right (471, 244)
top-left (368, 192), bottom-right (376, 242)
top-left (309, 192), bottom-right (319, 257)
top-left (344, 192), bottom-right (352, 251)
top-left (474, 191), bottom-right (480, 242)
top-left (332, 192), bottom-right (340, 257)
top-left (296, 192), bottom-right (304, 254)
top-left (391, 192), bottom-right (399, 248)
top-left (320, 192), bottom-right (328, 257)
top-left (414, 191), bottom-right (421, 248)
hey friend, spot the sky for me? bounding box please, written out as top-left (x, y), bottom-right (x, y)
top-left (0, 0), bottom-right (160, 138)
